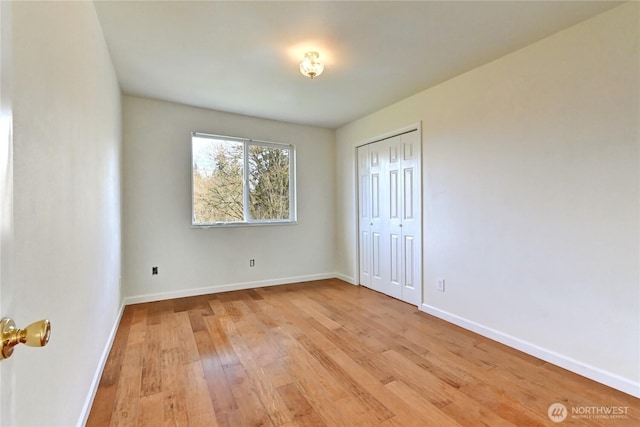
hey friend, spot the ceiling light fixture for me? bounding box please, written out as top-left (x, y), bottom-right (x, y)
top-left (299, 51), bottom-right (324, 79)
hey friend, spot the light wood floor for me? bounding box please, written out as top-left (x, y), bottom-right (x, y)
top-left (87, 279), bottom-right (639, 426)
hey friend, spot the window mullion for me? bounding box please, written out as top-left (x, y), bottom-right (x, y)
top-left (289, 149), bottom-right (295, 221)
top-left (243, 141), bottom-right (250, 222)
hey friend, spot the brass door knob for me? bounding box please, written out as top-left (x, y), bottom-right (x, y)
top-left (0, 318), bottom-right (51, 360)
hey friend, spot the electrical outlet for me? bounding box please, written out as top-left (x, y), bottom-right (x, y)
top-left (436, 278), bottom-right (445, 292)
top-left (249, 259), bottom-right (255, 267)
top-left (152, 266), bottom-right (158, 275)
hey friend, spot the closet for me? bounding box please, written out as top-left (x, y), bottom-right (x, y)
top-left (358, 129), bottom-right (422, 306)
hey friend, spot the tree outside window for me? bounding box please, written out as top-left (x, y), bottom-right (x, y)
top-left (192, 133), bottom-right (295, 225)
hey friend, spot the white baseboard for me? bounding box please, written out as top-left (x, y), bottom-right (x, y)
top-left (421, 303), bottom-right (640, 398)
top-left (77, 302), bottom-right (126, 427)
top-left (334, 272), bottom-right (357, 285)
top-left (123, 273), bottom-right (336, 305)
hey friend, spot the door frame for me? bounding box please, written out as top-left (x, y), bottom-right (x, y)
top-left (354, 122), bottom-right (423, 305)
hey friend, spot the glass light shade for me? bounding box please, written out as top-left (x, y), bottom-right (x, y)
top-left (299, 51), bottom-right (324, 79)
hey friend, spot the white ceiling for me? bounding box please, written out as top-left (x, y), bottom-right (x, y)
top-left (94, 1), bottom-right (621, 129)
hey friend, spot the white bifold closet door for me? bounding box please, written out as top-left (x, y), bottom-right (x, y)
top-left (358, 130), bottom-right (421, 306)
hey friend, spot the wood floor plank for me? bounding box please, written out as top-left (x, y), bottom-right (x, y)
top-left (86, 307), bottom-right (135, 427)
top-left (232, 299), bottom-right (288, 365)
top-left (290, 296), bottom-right (343, 331)
top-left (218, 302), bottom-right (293, 426)
top-left (161, 347), bottom-right (189, 426)
top-left (89, 280), bottom-right (640, 426)
top-left (262, 357), bottom-right (295, 389)
top-left (383, 380), bottom-right (463, 426)
top-left (85, 383), bottom-right (117, 427)
top-left (276, 383), bottom-right (322, 423)
top-left (242, 297), bottom-right (279, 329)
top-left (187, 411), bottom-right (220, 427)
top-left (307, 293), bottom-right (393, 354)
top-left (293, 330), bottom-right (394, 424)
top-left (140, 323), bottom-right (162, 396)
top-left (283, 343), bottom-right (352, 426)
top-left (193, 329), bottom-right (238, 416)
top-left (325, 346), bottom-right (460, 426)
top-left (205, 300), bottom-right (242, 368)
top-left (138, 392), bottom-right (163, 427)
top-left (286, 330), bottom-right (348, 401)
top-left (308, 316), bottom-right (399, 383)
top-left (187, 307), bottom-right (207, 333)
top-left (173, 311), bottom-right (201, 364)
top-left (224, 363), bottom-right (275, 427)
top-left (100, 307), bottom-right (133, 386)
top-left (109, 342), bottom-right (143, 426)
top-left (183, 361), bottom-right (219, 425)
top-left (263, 294), bottom-right (340, 355)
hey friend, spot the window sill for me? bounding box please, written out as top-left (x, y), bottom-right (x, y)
top-left (191, 221), bottom-right (298, 229)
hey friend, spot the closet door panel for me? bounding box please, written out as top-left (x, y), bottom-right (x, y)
top-left (389, 232), bottom-right (402, 299)
top-left (369, 140), bottom-right (390, 294)
top-left (358, 145), bottom-right (371, 287)
top-left (399, 131), bottom-right (422, 306)
top-left (387, 136), bottom-right (403, 299)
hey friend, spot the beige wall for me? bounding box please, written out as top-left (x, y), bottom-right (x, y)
top-left (336, 3), bottom-right (639, 393)
top-left (122, 96), bottom-right (336, 301)
top-left (11, 2), bottom-right (122, 425)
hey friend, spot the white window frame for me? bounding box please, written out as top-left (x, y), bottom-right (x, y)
top-left (191, 132), bottom-right (297, 227)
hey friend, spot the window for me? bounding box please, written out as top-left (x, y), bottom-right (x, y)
top-left (191, 132), bottom-right (296, 226)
